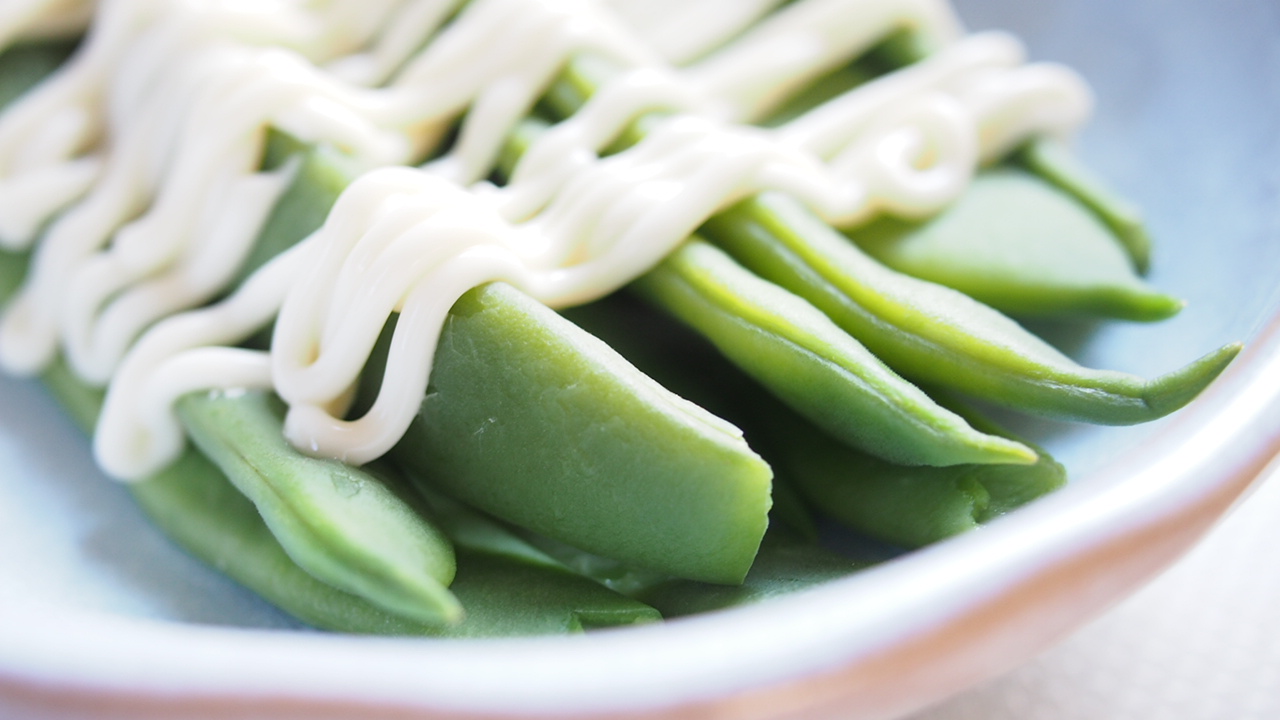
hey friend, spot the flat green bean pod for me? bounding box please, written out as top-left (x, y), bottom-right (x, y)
top-left (533, 52), bottom-right (1235, 427)
top-left (845, 166), bottom-right (1181, 321)
top-left (564, 293), bottom-right (1065, 551)
top-left (177, 390), bottom-right (463, 627)
top-left (1016, 138), bottom-right (1153, 273)
top-left (43, 359), bottom-right (661, 636)
top-left (501, 119), bottom-right (1031, 468)
top-left (701, 193), bottom-right (1240, 425)
top-left (634, 238), bottom-right (1036, 466)
top-left (777, 406), bottom-right (1066, 548)
top-left (255, 133), bottom-right (776, 587)
top-left (385, 282), bottom-right (773, 585)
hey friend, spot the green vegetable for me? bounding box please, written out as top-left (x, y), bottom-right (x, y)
top-left (1, 18), bottom-right (1243, 636)
top-left (845, 166), bottom-right (1181, 321)
top-left (563, 292), bottom-right (1065, 549)
top-left (701, 192), bottom-right (1240, 424)
top-left (385, 283), bottom-right (773, 585)
top-left (42, 359), bottom-right (661, 636)
top-left (501, 119), bottom-right (1035, 469)
top-left (779, 405), bottom-right (1066, 548)
top-left (1016, 137), bottom-right (1153, 273)
top-left (634, 238), bottom-right (1035, 466)
top-left (0, 38), bottom-right (77, 110)
top-left (532, 51), bottom-right (1235, 432)
top-left (176, 390), bottom-right (463, 627)
top-left (244, 135), bottom-right (774, 586)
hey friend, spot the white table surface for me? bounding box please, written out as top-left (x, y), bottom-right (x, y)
top-left (909, 465), bottom-right (1280, 720)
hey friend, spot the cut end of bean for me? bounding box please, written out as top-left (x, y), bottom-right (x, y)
top-left (1139, 342), bottom-right (1243, 421)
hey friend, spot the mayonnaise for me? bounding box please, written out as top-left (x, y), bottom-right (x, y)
top-left (0, 0), bottom-right (1093, 479)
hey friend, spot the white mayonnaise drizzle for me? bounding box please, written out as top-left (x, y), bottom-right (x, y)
top-left (602, 0), bottom-right (788, 66)
top-left (0, 0), bottom-right (1093, 479)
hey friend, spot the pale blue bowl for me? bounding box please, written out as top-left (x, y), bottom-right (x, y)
top-left (1, 2), bottom-right (1277, 718)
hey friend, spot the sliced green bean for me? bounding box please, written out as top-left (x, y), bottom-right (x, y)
top-left (701, 193), bottom-right (1240, 424)
top-left (385, 282), bottom-right (772, 585)
top-left (634, 239), bottom-right (1035, 466)
top-left (846, 167), bottom-right (1181, 321)
top-left (176, 390), bottom-right (461, 626)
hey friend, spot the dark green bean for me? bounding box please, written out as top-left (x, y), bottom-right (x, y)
top-left (776, 404), bottom-right (1066, 548)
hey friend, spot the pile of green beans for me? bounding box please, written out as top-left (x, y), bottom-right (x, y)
top-left (0, 16), bottom-right (1241, 637)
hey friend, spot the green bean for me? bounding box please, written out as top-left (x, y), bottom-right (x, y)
top-left (562, 292), bottom-right (1065, 549)
top-left (844, 166), bottom-right (1181, 321)
top-left (40, 359), bottom-right (440, 634)
top-left (43, 358), bottom-right (661, 635)
top-left (230, 134), bottom-right (356, 289)
top-left (634, 529), bottom-right (870, 618)
top-left (1016, 137), bottom-right (1153, 273)
top-left (777, 404), bottom-right (1066, 548)
top-left (0, 248), bottom-right (24, 306)
top-left (247, 136), bottom-right (774, 586)
top-left (701, 193), bottom-right (1240, 424)
top-left (0, 38), bottom-right (78, 111)
top-left (501, 119), bottom-right (1032, 468)
top-left (384, 282), bottom-right (773, 585)
top-left (634, 238), bottom-right (1035, 466)
top-left (535, 52), bottom-right (1236, 424)
top-left (384, 477), bottom-right (664, 636)
top-left (176, 390), bottom-right (463, 627)
top-left (442, 550), bottom-right (661, 636)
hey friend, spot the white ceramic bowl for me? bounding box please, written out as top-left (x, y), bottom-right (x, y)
top-left (2, 1), bottom-right (1277, 718)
